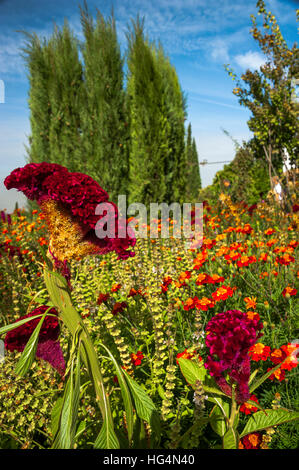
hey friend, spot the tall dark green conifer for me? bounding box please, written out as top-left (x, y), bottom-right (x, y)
top-left (126, 17), bottom-right (168, 206)
top-left (23, 22), bottom-right (84, 170)
top-left (185, 123), bottom-right (201, 201)
top-left (22, 33), bottom-right (51, 164)
top-left (80, 4), bottom-right (129, 200)
top-left (152, 44), bottom-right (187, 204)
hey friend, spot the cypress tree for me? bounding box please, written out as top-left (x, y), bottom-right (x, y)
top-left (23, 22), bottom-right (84, 170)
top-left (152, 43), bottom-right (187, 204)
top-left (80, 3), bottom-right (129, 200)
top-left (22, 33), bottom-right (51, 164)
top-left (126, 16), bottom-right (168, 206)
top-left (185, 123), bottom-right (201, 201)
top-left (46, 22), bottom-right (84, 171)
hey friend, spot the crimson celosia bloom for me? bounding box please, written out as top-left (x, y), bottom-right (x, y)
top-left (4, 305), bottom-right (65, 375)
top-left (4, 163), bottom-right (135, 262)
top-left (204, 310), bottom-right (263, 403)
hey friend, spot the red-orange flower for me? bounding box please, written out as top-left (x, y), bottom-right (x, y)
top-left (212, 286), bottom-right (234, 302)
top-left (131, 351), bottom-right (144, 366)
top-left (248, 343), bottom-right (271, 361)
top-left (282, 286), bottom-right (297, 297)
top-left (239, 433), bottom-right (262, 449)
top-left (244, 296), bottom-right (257, 310)
top-left (240, 394), bottom-right (259, 415)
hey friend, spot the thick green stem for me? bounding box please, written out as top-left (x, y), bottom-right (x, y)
top-left (44, 267), bottom-right (118, 448)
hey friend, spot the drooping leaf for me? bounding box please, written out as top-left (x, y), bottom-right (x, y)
top-left (240, 408), bottom-right (299, 438)
top-left (178, 358), bottom-right (226, 396)
top-left (223, 427), bottom-right (239, 449)
top-left (0, 312), bottom-right (55, 336)
top-left (99, 343), bottom-right (134, 444)
top-left (93, 419), bottom-right (120, 449)
top-left (249, 360), bottom-right (288, 393)
top-left (123, 370), bottom-right (161, 445)
top-left (209, 399), bottom-right (230, 437)
top-left (14, 313), bottom-right (47, 377)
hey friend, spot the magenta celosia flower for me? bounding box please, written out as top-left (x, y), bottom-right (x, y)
top-left (204, 310), bottom-right (263, 403)
top-left (4, 162), bottom-right (135, 262)
top-left (4, 305), bottom-right (65, 375)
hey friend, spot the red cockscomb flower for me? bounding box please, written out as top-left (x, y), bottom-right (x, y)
top-left (204, 310), bottom-right (263, 403)
top-left (4, 163), bottom-right (135, 262)
top-left (4, 305), bottom-right (65, 375)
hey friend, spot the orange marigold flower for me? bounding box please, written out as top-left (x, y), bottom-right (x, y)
top-left (268, 367), bottom-right (285, 382)
top-left (276, 254), bottom-right (295, 265)
top-left (212, 285), bottom-right (234, 302)
top-left (195, 273), bottom-right (209, 285)
top-left (248, 343), bottom-right (271, 361)
top-left (264, 228), bottom-right (276, 235)
top-left (259, 252), bottom-right (268, 262)
top-left (240, 394), bottom-right (259, 415)
top-left (282, 286), bottom-right (297, 297)
top-left (208, 273), bottom-right (225, 284)
top-left (183, 297), bottom-right (197, 311)
top-left (266, 238), bottom-right (278, 247)
top-left (237, 255), bottom-right (256, 268)
top-left (244, 297), bottom-right (257, 310)
top-left (195, 296), bottom-right (215, 311)
top-left (176, 348), bottom-right (196, 363)
top-left (246, 311), bottom-right (260, 322)
top-left (131, 351), bottom-right (144, 366)
top-left (111, 283), bottom-right (121, 292)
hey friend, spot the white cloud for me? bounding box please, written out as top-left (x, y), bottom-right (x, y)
top-left (234, 50), bottom-right (265, 70)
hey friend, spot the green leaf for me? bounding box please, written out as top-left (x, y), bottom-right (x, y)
top-left (52, 352), bottom-right (81, 449)
top-left (123, 371), bottom-right (161, 446)
top-left (240, 408), bottom-right (299, 438)
top-left (14, 313), bottom-right (47, 377)
top-left (93, 419), bottom-right (120, 449)
top-left (178, 358), bottom-right (226, 396)
top-left (99, 343), bottom-right (134, 444)
top-left (209, 399), bottom-right (230, 437)
top-left (223, 428), bottom-right (239, 449)
top-left (51, 396), bottom-right (64, 439)
top-left (249, 360), bottom-right (288, 393)
top-left (0, 312), bottom-right (55, 336)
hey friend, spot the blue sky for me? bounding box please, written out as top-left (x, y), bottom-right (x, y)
top-left (0, 0), bottom-right (298, 211)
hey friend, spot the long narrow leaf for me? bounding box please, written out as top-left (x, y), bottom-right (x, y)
top-left (123, 370), bottom-right (161, 446)
top-left (0, 313), bottom-right (56, 336)
top-left (99, 343), bottom-right (134, 444)
top-left (14, 313), bottom-right (47, 377)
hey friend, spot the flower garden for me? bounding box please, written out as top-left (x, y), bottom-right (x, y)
top-left (0, 163), bottom-right (298, 450)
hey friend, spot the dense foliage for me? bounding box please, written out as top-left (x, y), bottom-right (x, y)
top-left (0, 193), bottom-right (298, 449)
